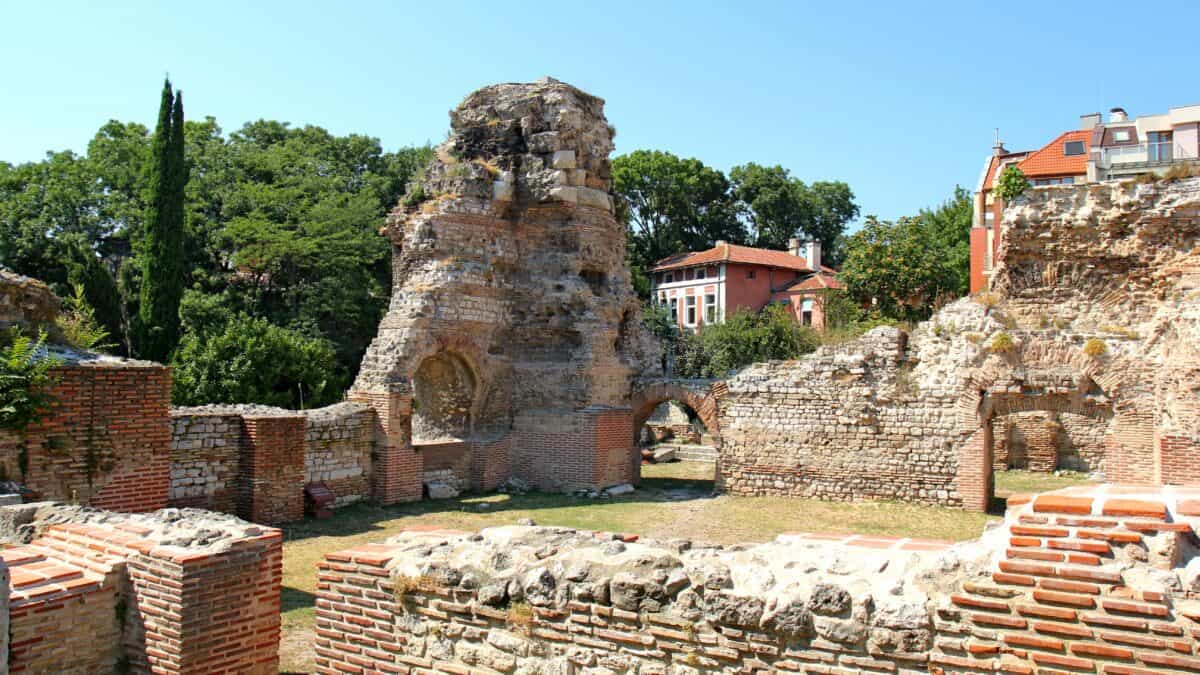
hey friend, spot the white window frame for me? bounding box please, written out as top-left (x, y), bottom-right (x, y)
top-left (668, 297), bottom-right (678, 319)
top-left (684, 296), bottom-right (697, 326)
top-left (704, 293), bottom-right (717, 324)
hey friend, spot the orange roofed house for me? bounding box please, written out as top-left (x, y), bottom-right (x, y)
top-left (971, 104), bottom-right (1200, 292)
top-left (650, 238), bottom-right (842, 332)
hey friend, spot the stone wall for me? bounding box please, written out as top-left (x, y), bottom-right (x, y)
top-left (305, 402), bottom-right (374, 506)
top-left (170, 410), bottom-right (242, 512)
top-left (717, 326), bottom-right (967, 506)
top-left (713, 179), bottom-right (1200, 507)
top-left (314, 485), bottom-right (1200, 674)
top-left (1, 503), bottom-right (281, 674)
top-left (1, 356), bottom-right (172, 512)
top-left (0, 267), bottom-right (60, 338)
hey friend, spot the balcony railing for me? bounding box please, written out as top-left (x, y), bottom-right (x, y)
top-left (1099, 141), bottom-right (1176, 167)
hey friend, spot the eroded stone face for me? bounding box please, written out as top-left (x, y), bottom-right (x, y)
top-left (352, 79), bottom-right (660, 492)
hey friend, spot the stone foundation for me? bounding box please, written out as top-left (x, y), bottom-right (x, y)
top-left (316, 485), bottom-right (1200, 674)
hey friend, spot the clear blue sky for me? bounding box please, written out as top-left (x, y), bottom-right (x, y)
top-left (3, 1), bottom-right (1198, 223)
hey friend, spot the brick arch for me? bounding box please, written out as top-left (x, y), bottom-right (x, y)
top-left (630, 381), bottom-right (722, 447)
top-left (954, 338), bottom-right (1127, 512)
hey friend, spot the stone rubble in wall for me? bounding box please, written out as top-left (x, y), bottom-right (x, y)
top-left (0, 501), bottom-right (267, 551)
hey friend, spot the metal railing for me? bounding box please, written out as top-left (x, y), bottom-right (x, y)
top-left (1100, 141), bottom-right (1176, 166)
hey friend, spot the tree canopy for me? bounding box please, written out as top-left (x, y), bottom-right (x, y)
top-left (0, 105), bottom-right (431, 407)
top-left (613, 151), bottom-right (858, 296)
top-left (838, 187), bottom-right (972, 321)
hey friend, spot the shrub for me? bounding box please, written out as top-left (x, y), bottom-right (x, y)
top-left (1082, 338), bottom-right (1107, 357)
top-left (171, 314), bottom-right (343, 409)
top-left (1163, 163), bottom-right (1200, 181)
top-left (674, 305), bottom-right (818, 378)
top-left (989, 332), bottom-right (1015, 353)
top-left (0, 330), bottom-right (61, 434)
top-left (995, 165), bottom-right (1028, 201)
top-left (973, 292), bottom-right (1001, 310)
top-left (506, 602), bottom-right (535, 633)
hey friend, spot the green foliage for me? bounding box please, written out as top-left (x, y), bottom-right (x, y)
top-left (729, 163), bottom-right (858, 256)
top-left (0, 330), bottom-right (60, 433)
top-left (57, 284), bottom-right (115, 352)
top-left (63, 236), bottom-right (125, 350)
top-left (674, 305), bottom-right (818, 378)
top-left (839, 188), bottom-right (972, 321)
top-left (641, 301), bottom-right (679, 345)
top-left (612, 152), bottom-right (858, 298)
top-left (613, 150), bottom-right (744, 294)
top-left (995, 166), bottom-right (1028, 201)
top-left (139, 80), bottom-right (188, 362)
top-left (171, 314), bottom-right (342, 409)
top-left (0, 99), bottom-right (431, 385)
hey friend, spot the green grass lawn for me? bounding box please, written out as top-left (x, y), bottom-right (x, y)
top-left (277, 462), bottom-right (1091, 672)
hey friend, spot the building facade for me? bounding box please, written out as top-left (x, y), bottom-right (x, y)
top-left (971, 104), bottom-right (1200, 292)
top-left (649, 239), bottom-right (841, 332)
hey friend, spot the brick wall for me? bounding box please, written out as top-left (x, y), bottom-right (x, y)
top-left (510, 407), bottom-right (634, 492)
top-left (351, 391), bottom-right (423, 504)
top-left (316, 485), bottom-right (1200, 675)
top-left (6, 362), bottom-right (171, 512)
top-left (933, 487), bottom-right (1200, 673)
top-left (470, 436), bottom-right (511, 492)
top-left (2, 509), bottom-right (282, 674)
top-left (238, 415), bottom-right (306, 525)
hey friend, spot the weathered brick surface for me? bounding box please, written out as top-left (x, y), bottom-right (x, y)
top-left (239, 415), bottom-right (305, 525)
top-left (1, 362), bottom-right (171, 512)
top-left (3, 510), bottom-right (281, 675)
top-left (316, 486), bottom-right (1200, 675)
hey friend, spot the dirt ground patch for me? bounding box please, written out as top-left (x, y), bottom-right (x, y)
top-left (278, 462), bottom-right (1089, 672)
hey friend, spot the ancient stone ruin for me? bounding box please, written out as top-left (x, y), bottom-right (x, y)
top-left (316, 486), bottom-right (1200, 674)
top-left (350, 78), bottom-right (661, 501)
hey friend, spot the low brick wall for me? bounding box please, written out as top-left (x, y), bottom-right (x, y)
top-left (511, 406), bottom-right (634, 492)
top-left (169, 403), bottom-right (377, 519)
top-left (1, 505), bottom-right (282, 674)
top-left (315, 485), bottom-right (1200, 675)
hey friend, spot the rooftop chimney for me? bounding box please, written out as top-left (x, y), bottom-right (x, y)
top-left (803, 241), bottom-right (822, 271)
top-left (1110, 107), bottom-right (1128, 122)
top-left (788, 237), bottom-right (802, 257)
top-left (1080, 112), bottom-right (1101, 130)
top-left (992, 128), bottom-right (1007, 156)
top-left (714, 240), bottom-right (727, 248)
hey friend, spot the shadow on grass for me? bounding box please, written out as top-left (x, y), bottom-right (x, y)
top-left (282, 586), bottom-right (317, 615)
top-left (280, 471), bottom-right (716, 544)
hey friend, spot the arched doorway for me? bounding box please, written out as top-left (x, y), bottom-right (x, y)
top-left (411, 351), bottom-right (478, 499)
top-left (630, 381), bottom-right (722, 489)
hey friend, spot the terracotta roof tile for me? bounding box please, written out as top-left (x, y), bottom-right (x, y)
top-left (1016, 130), bottom-right (1090, 178)
top-left (652, 243), bottom-right (812, 273)
top-left (784, 272), bottom-right (843, 291)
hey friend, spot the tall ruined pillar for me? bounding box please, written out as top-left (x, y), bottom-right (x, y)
top-left (352, 78), bottom-right (661, 497)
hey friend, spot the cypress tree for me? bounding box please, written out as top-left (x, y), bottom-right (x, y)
top-left (139, 79), bottom-right (187, 362)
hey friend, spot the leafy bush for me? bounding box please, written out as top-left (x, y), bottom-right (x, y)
top-left (171, 314), bottom-right (343, 409)
top-left (674, 305), bottom-right (818, 378)
top-left (0, 330), bottom-right (60, 432)
top-left (995, 166), bottom-right (1028, 201)
top-left (1083, 338), bottom-right (1107, 357)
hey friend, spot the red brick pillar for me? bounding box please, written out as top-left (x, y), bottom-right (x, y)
top-left (957, 421), bottom-right (993, 512)
top-left (238, 415), bottom-right (305, 524)
top-left (352, 392), bottom-right (423, 504)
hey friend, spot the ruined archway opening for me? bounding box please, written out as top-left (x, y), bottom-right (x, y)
top-left (972, 391), bottom-right (1111, 513)
top-left (412, 351), bottom-right (477, 441)
top-left (636, 399), bottom-right (717, 488)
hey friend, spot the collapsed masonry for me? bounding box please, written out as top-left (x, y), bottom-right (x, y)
top-left (714, 178), bottom-right (1200, 509)
top-left (317, 485), bottom-right (1200, 674)
top-left (351, 78), bottom-right (661, 502)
